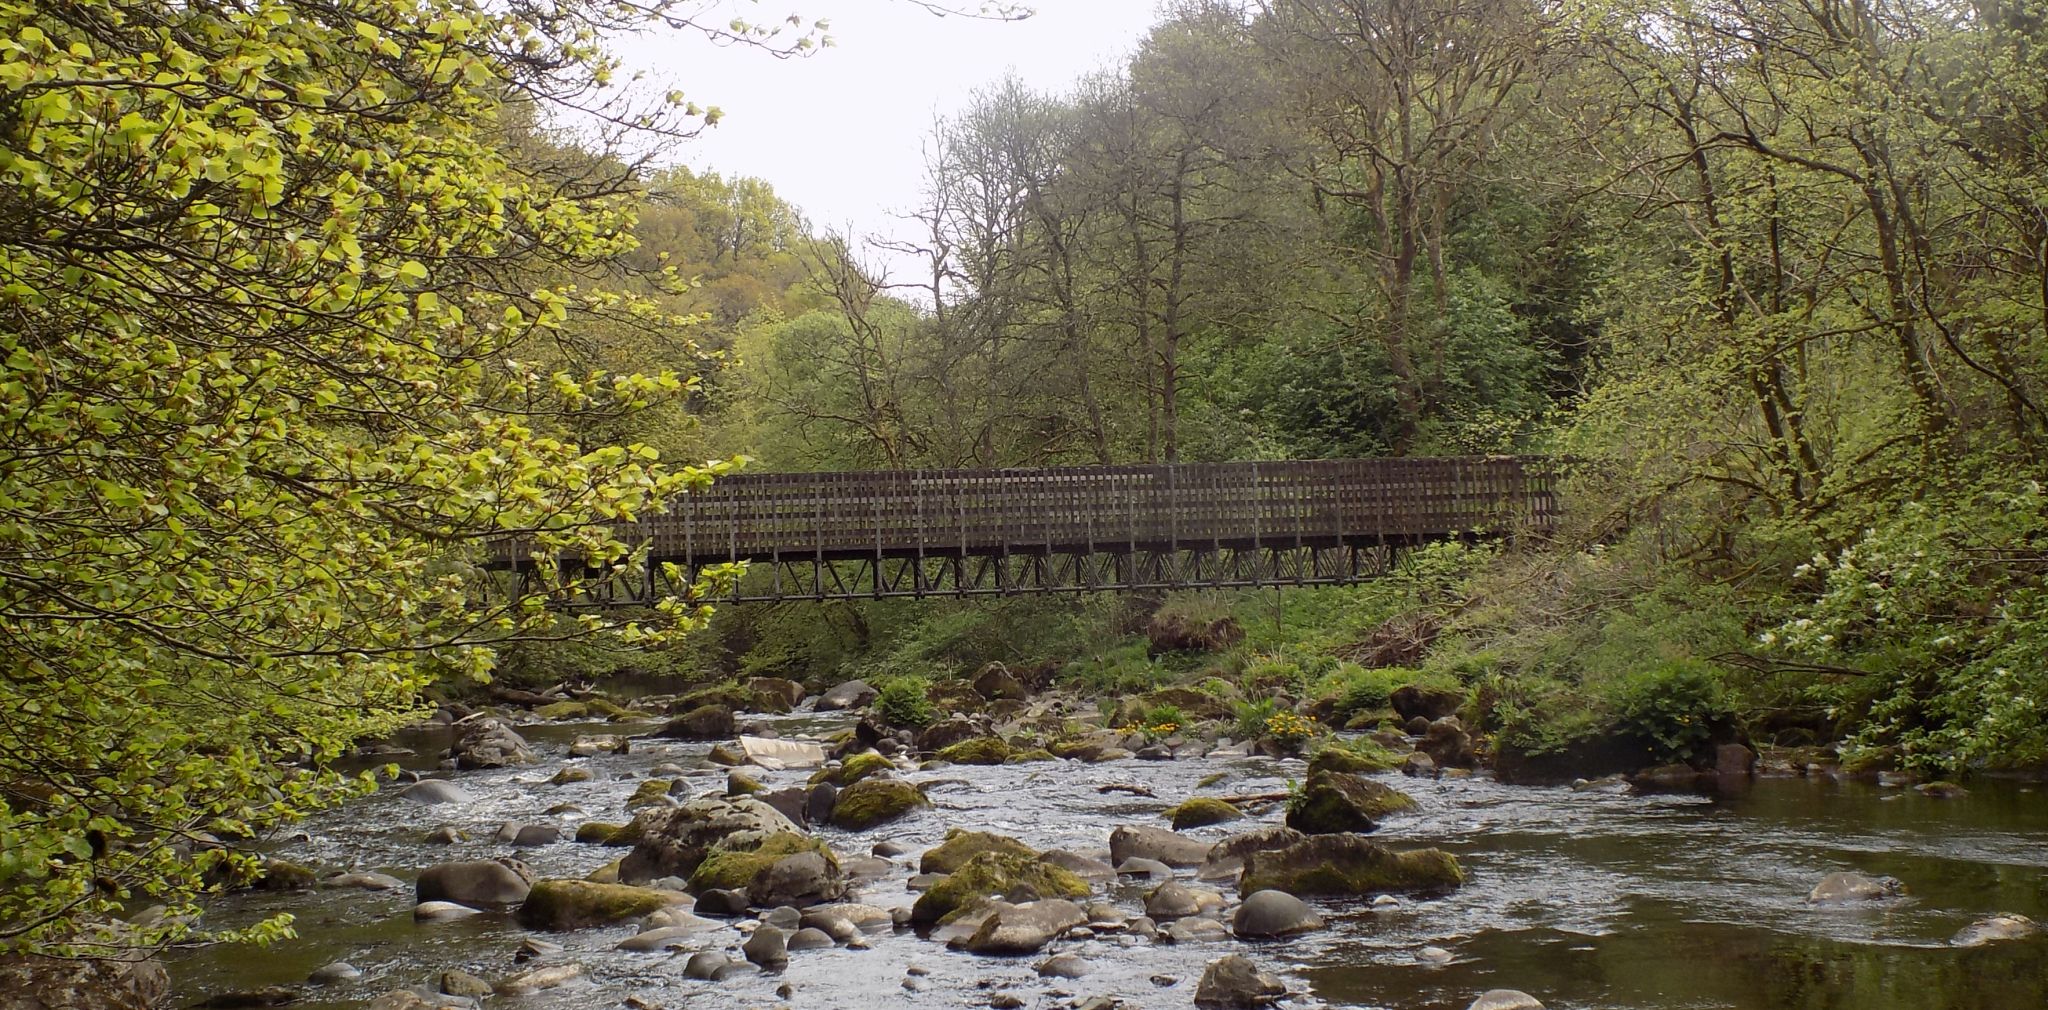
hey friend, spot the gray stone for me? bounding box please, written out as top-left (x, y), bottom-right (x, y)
top-left (1468, 991), bottom-right (1545, 1010)
top-left (1419, 716), bottom-right (1474, 768)
top-left (1036, 953), bottom-right (1092, 978)
top-left (494, 962), bottom-right (583, 995)
top-left (1232, 890), bottom-right (1324, 938)
top-left (817, 680), bottom-right (877, 711)
top-left (1951, 913), bottom-right (2038, 947)
top-left (320, 871), bottom-right (405, 891)
top-left (616, 926), bottom-right (707, 952)
top-left (1194, 955), bottom-right (1286, 1008)
top-left (307, 962), bottom-right (361, 984)
top-left (656, 704), bottom-right (735, 741)
top-left (762, 906), bottom-right (802, 929)
top-left (1145, 881), bottom-right (1225, 920)
top-left (693, 888), bottom-right (750, 915)
top-left (449, 716), bottom-right (535, 769)
top-left (683, 952), bottom-right (746, 981)
top-left (495, 822), bottom-right (559, 847)
top-left (1806, 871), bottom-right (1903, 905)
top-left (1166, 916), bottom-right (1230, 943)
top-left (743, 925), bottom-right (789, 968)
top-left (616, 794), bottom-right (801, 884)
top-left (786, 927), bottom-right (835, 950)
top-left (1042, 849), bottom-right (1115, 879)
top-left (1110, 824), bottom-right (1212, 867)
top-left (1115, 857), bottom-right (1175, 880)
top-left (398, 779), bottom-right (472, 805)
top-left (956, 899), bottom-right (1087, 955)
top-left (411, 900), bottom-right (480, 922)
top-left (415, 858), bottom-right (533, 907)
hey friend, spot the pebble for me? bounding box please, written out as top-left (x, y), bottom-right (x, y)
top-left (1417, 946), bottom-right (1454, 964)
top-left (307, 962), bottom-right (360, 984)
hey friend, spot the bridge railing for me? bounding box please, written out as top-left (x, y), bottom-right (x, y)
top-left (488, 455), bottom-right (1555, 570)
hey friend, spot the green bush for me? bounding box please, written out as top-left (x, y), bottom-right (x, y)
top-left (1603, 659), bottom-right (1732, 764)
top-left (1233, 698), bottom-right (1280, 740)
top-left (1143, 703), bottom-right (1188, 729)
top-left (875, 675), bottom-right (938, 728)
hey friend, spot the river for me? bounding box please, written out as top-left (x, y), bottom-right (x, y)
top-left (168, 711), bottom-right (2048, 1010)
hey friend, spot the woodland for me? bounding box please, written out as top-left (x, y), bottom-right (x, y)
top-left (2, 0), bottom-right (2046, 966)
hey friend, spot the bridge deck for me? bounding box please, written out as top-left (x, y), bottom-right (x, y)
top-left (490, 457), bottom-right (1554, 601)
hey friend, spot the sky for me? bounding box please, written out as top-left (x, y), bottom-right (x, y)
top-left (616, 1), bottom-right (1165, 280)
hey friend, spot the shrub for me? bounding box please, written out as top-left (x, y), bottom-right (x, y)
top-left (1233, 698), bottom-right (1280, 740)
top-left (1143, 703), bottom-right (1188, 731)
top-left (875, 675), bottom-right (938, 728)
top-left (1603, 660), bottom-right (1733, 764)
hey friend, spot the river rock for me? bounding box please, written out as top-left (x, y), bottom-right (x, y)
top-left (685, 833), bottom-right (845, 907)
top-left (1284, 769), bottom-right (1415, 834)
top-left (450, 716), bottom-right (535, 769)
top-left (411, 900), bottom-right (482, 922)
top-left (1420, 716), bottom-right (1474, 768)
top-left (1116, 856), bottom-right (1175, 880)
top-left (616, 795), bottom-right (800, 884)
top-left (684, 952), bottom-right (747, 981)
top-left (655, 703), bottom-right (735, 740)
top-left (957, 898), bottom-right (1087, 955)
top-left (1167, 797), bottom-right (1245, 830)
top-left (496, 962), bottom-right (583, 995)
top-left (749, 677), bottom-right (808, 711)
top-left (1041, 849), bottom-right (1115, 880)
top-left (1402, 752), bottom-right (1437, 777)
top-left (921, 829), bottom-right (1038, 873)
top-left (307, 962), bottom-right (361, 985)
top-left (516, 879), bottom-right (680, 930)
top-left (1145, 881), bottom-right (1226, 920)
top-left (423, 825), bottom-right (465, 845)
top-left (1468, 991), bottom-right (1545, 1010)
top-left (397, 779), bottom-right (472, 805)
top-left (694, 888), bottom-right (751, 915)
top-left (0, 934), bottom-right (169, 1010)
top-left (1110, 824), bottom-right (1213, 867)
top-left (1232, 890), bottom-right (1325, 937)
top-left (1037, 953), bottom-right (1092, 978)
top-left (1167, 916), bottom-right (1231, 943)
top-left (1201, 825), bottom-right (1306, 880)
top-left (616, 926), bottom-right (709, 952)
top-left (1193, 955), bottom-right (1285, 1008)
top-left (362, 993), bottom-right (439, 1010)
top-left (1806, 871), bottom-right (1904, 905)
top-left (320, 871), bottom-right (404, 891)
top-left (744, 925), bottom-right (789, 967)
top-left (916, 717), bottom-right (986, 753)
top-left (495, 822), bottom-right (560, 847)
top-left (973, 663), bottom-right (1031, 701)
top-left (416, 858), bottom-right (534, 908)
top-left (1391, 685), bottom-right (1463, 722)
top-left (568, 735), bottom-right (628, 757)
top-left (817, 680), bottom-right (877, 711)
top-left (1950, 913), bottom-right (2037, 947)
top-left (829, 777), bottom-right (930, 829)
top-left (1239, 833), bottom-right (1463, 896)
top-left (911, 851), bottom-right (1092, 924)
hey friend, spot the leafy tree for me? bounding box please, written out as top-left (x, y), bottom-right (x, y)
top-left (0, 0), bottom-right (804, 953)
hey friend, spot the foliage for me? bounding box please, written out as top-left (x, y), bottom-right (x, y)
top-left (1603, 661), bottom-right (1734, 765)
top-left (1263, 712), bottom-right (1321, 751)
top-left (0, 0), bottom-right (791, 954)
top-left (1142, 704), bottom-right (1189, 731)
top-left (1233, 698), bottom-right (1281, 741)
top-left (875, 675), bottom-right (939, 729)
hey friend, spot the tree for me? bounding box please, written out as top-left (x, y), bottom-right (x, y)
top-left (0, 0), bottom-right (798, 955)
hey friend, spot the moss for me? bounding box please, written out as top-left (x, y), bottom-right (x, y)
top-left (1006, 747), bottom-right (1057, 764)
top-left (1196, 771), bottom-right (1228, 788)
top-left (726, 771), bottom-right (763, 796)
top-left (254, 859), bottom-right (316, 891)
top-left (1240, 834), bottom-right (1462, 896)
top-left (1307, 741), bottom-right (1403, 775)
top-left (584, 858), bottom-right (622, 884)
top-left (909, 851), bottom-right (1091, 924)
top-left (1165, 797), bottom-right (1244, 830)
top-left (574, 821), bottom-right (630, 845)
top-left (671, 681), bottom-right (752, 712)
top-left (516, 879), bottom-right (671, 930)
top-left (935, 736), bottom-right (1011, 765)
top-left (626, 779), bottom-right (673, 809)
top-left (687, 832), bottom-right (835, 893)
top-left (919, 829), bottom-right (1038, 874)
top-left (829, 778), bottom-right (930, 830)
top-left (808, 751), bottom-right (893, 787)
top-left (549, 766), bottom-right (594, 786)
top-left (1286, 770), bottom-right (1417, 834)
top-left (1048, 737), bottom-right (1095, 759)
top-left (534, 700), bottom-right (592, 720)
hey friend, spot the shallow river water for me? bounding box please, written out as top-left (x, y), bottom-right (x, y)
top-left (169, 712), bottom-right (2048, 1010)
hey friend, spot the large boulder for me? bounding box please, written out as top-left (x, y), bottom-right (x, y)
top-left (1806, 871), bottom-right (1903, 905)
top-left (449, 716), bottom-right (534, 769)
top-left (921, 829), bottom-right (1039, 874)
top-left (1239, 834), bottom-right (1463, 897)
top-left (972, 663), bottom-right (1031, 701)
top-left (748, 677), bottom-right (807, 712)
top-left (1109, 824), bottom-right (1213, 868)
top-left (1951, 913), bottom-right (2039, 947)
top-left (397, 779), bottom-right (472, 805)
top-left (1194, 955), bottom-right (1286, 1008)
top-left (617, 795), bottom-right (799, 884)
top-left (817, 680), bottom-right (877, 711)
top-left (916, 716), bottom-right (986, 754)
top-left (0, 932), bottom-right (168, 1010)
top-left (1419, 716), bottom-right (1475, 768)
top-left (689, 833), bottom-right (846, 908)
top-left (957, 899), bottom-right (1087, 955)
top-left (1144, 881), bottom-right (1226, 920)
top-left (910, 852), bottom-right (1092, 925)
top-left (515, 880), bottom-right (679, 930)
top-left (1233, 889), bottom-right (1325, 938)
top-left (1201, 826), bottom-right (1307, 881)
top-left (934, 736), bottom-right (1011, 765)
top-left (1390, 685), bottom-right (1463, 723)
top-left (829, 777), bottom-right (930, 830)
top-left (654, 703), bottom-right (735, 740)
top-left (415, 858), bottom-right (534, 908)
top-left (1284, 770), bottom-right (1415, 834)
top-left (1167, 798), bottom-right (1244, 830)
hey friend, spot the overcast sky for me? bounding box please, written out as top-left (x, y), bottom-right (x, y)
top-left (618, 1), bottom-right (1164, 278)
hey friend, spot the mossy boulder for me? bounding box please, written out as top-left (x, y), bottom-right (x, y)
top-left (254, 859), bottom-right (317, 891)
top-left (808, 751), bottom-right (894, 788)
top-left (1239, 833), bottom-right (1462, 896)
top-left (668, 682), bottom-right (753, 713)
top-left (1285, 770), bottom-right (1415, 834)
top-left (1307, 743), bottom-right (1402, 775)
top-left (726, 771), bottom-right (763, 796)
top-left (1165, 797), bottom-right (1244, 830)
top-left (656, 703), bottom-right (735, 741)
top-left (626, 779), bottom-right (674, 810)
top-left (910, 851), bottom-right (1091, 925)
top-left (516, 879), bottom-right (675, 930)
top-left (829, 778), bottom-right (930, 830)
top-left (534, 700), bottom-right (592, 721)
top-left (919, 829), bottom-right (1038, 874)
top-left (687, 832), bottom-right (844, 908)
top-left (583, 858), bottom-right (622, 884)
top-left (617, 795), bottom-right (802, 884)
top-left (1112, 686), bottom-right (1233, 727)
top-left (934, 736), bottom-right (1011, 765)
top-left (747, 677), bottom-right (807, 713)
top-left (1006, 748), bottom-right (1057, 764)
top-left (574, 821), bottom-right (633, 846)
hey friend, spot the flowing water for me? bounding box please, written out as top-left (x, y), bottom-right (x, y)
top-left (168, 712), bottom-right (2048, 1010)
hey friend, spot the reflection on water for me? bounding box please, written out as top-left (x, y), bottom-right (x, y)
top-left (171, 716), bottom-right (2048, 1010)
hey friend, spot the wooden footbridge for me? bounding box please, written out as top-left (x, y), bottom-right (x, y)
top-left (493, 456), bottom-right (1557, 604)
